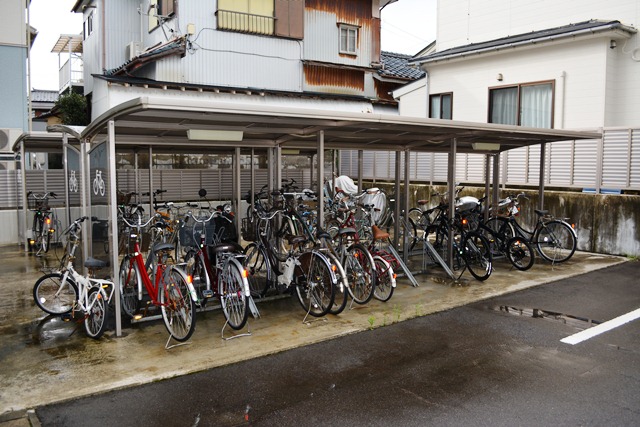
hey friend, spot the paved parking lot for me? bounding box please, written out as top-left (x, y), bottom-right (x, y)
top-left (0, 245), bottom-right (631, 425)
top-left (35, 261), bottom-right (640, 426)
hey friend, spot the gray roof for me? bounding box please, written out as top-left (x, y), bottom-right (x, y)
top-left (410, 20), bottom-right (637, 65)
top-left (380, 51), bottom-right (425, 80)
top-left (30, 90), bottom-right (59, 103)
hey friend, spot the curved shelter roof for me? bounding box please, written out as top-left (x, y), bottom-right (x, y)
top-left (79, 97), bottom-right (600, 153)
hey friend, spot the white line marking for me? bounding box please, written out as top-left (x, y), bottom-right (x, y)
top-left (561, 308), bottom-right (640, 345)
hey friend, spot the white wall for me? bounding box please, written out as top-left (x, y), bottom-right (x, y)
top-left (437, 0), bottom-right (640, 51)
top-left (425, 37), bottom-right (609, 128)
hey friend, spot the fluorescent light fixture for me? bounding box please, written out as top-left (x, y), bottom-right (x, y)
top-left (187, 129), bottom-right (243, 141)
top-left (472, 142), bottom-right (500, 151)
top-left (281, 149), bottom-right (300, 155)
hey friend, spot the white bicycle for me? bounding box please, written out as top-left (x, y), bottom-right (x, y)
top-left (33, 216), bottom-right (114, 339)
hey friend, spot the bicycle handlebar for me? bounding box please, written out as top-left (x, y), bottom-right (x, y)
top-left (119, 213), bottom-right (161, 229)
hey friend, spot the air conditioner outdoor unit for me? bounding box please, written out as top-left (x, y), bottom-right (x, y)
top-left (0, 128), bottom-right (21, 153)
top-left (125, 41), bottom-right (142, 61)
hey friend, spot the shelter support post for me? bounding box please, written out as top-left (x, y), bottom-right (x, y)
top-left (403, 149), bottom-right (410, 263)
top-left (268, 148), bottom-right (274, 194)
top-left (492, 154), bottom-right (500, 214)
top-left (20, 141), bottom-right (28, 252)
top-left (317, 131), bottom-right (324, 229)
top-left (250, 149), bottom-right (255, 215)
top-left (148, 146), bottom-right (153, 214)
top-left (357, 150), bottom-right (363, 193)
top-left (538, 142), bottom-right (546, 210)
top-left (447, 139), bottom-right (457, 269)
top-left (80, 140), bottom-right (90, 269)
top-left (393, 151), bottom-right (401, 248)
top-left (234, 147), bottom-right (241, 239)
top-left (108, 120), bottom-right (123, 337)
top-left (484, 154), bottom-right (491, 223)
top-left (62, 134), bottom-right (71, 232)
top-left (275, 147), bottom-right (282, 193)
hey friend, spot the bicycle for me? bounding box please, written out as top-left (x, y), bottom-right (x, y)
top-left (325, 190), bottom-right (378, 305)
top-left (33, 216), bottom-right (114, 339)
top-left (485, 193), bottom-right (577, 263)
top-left (119, 213), bottom-right (198, 344)
top-left (461, 197), bottom-right (535, 271)
top-left (429, 205), bottom-right (493, 281)
top-left (28, 191), bottom-right (57, 255)
top-left (183, 208), bottom-right (251, 332)
top-left (243, 208), bottom-right (338, 319)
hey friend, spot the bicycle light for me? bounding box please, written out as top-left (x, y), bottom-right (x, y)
top-left (186, 275), bottom-right (193, 284)
top-left (45, 218), bottom-right (51, 225)
top-left (241, 268), bottom-right (249, 279)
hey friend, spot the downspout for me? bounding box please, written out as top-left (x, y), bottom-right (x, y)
top-left (26, 0), bottom-right (32, 133)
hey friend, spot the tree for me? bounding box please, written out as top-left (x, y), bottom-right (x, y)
top-left (55, 92), bottom-right (90, 125)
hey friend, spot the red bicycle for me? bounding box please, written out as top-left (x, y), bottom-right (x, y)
top-left (119, 213), bottom-right (197, 344)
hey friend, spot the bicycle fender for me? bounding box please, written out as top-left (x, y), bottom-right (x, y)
top-left (227, 256), bottom-right (251, 298)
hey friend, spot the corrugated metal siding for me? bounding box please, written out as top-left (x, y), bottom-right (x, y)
top-left (304, 8), bottom-right (373, 68)
top-left (601, 129), bottom-right (630, 188)
top-left (631, 130), bottom-right (640, 188)
top-left (338, 127), bottom-right (640, 191)
top-left (572, 139), bottom-right (598, 187)
top-left (548, 141), bottom-right (572, 185)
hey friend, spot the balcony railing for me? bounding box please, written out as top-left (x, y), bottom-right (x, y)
top-left (59, 58), bottom-right (84, 92)
top-left (216, 9), bottom-right (275, 36)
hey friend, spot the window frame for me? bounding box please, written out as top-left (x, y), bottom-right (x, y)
top-left (429, 92), bottom-right (453, 120)
top-left (83, 11), bottom-right (94, 40)
top-left (488, 80), bottom-right (555, 128)
top-left (339, 24), bottom-right (358, 55)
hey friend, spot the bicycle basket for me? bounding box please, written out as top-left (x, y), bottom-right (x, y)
top-left (241, 217), bottom-right (256, 242)
top-left (117, 191), bottom-right (133, 205)
top-left (28, 195), bottom-right (48, 211)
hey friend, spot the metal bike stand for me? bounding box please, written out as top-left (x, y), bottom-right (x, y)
top-left (165, 335), bottom-right (192, 350)
top-left (221, 320), bottom-right (252, 340)
top-left (385, 244), bottom-right (420, 287)
top-left (421, 239), bottom-right (456, 280)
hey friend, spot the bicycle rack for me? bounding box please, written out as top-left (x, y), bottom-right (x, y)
top-left (421, 239), bottom-right (456, 280)
top-left (385, 243), bottom-right (420, 287)
top-left (221, 295), bottom-right (259, 340)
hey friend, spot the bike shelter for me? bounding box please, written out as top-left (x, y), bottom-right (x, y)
top-left (48, 96), bottom-right (599, 337)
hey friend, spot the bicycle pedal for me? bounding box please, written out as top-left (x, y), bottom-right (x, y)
top-left (202, 290), bottom-right (214, 298)
top-left (61, 313), bottom-right (72, 322)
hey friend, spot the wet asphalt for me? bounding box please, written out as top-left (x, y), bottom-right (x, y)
top-left (32, 261), bottom-right (640, 426)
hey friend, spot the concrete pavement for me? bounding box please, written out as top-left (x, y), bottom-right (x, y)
top-left (0, 244), bottom-right (627, 425)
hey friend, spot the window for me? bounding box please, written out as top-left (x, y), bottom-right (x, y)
top-left (339, 25), bottom-right (358, 55)
top-left (149, 0), bottom-right (175, 32)
top-left (83, 12), bottom-right (93, 40)
top-left (489, 81), bottom-right (554, 128)
top-left (216, 0), bottom-right (303, 38)
top-left (429, 93), bottom-right (452, 119)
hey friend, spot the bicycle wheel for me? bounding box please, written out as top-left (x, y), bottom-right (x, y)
top-left (373, 256), bottom-right (395, 302)
top-left (185, 250), bottom-right (208, 303)
top-left (293, 251), bottom-right (335, 317)
top-left (463, 232), bottom-right (493, 281)
top-left (243, 243), bottom-right (272, 298)
top-left (345, 243), bottom-right (376, 304)
top-left (33, 273), bottom-right (78, 315)
top-left (535, 220), bottom-right (577, 263)
top-left (397, 215), bottom-right (418, 252)
top-left (325, 251), bottom-right (348, 315)
top-left (42, 223), bottom-right (51, 253)
top-left (218, 261), bottom-right (249, 330)
top-left (160, 266), bottom-right (196, 342)
top-left (118, 256), bottom-right (141, 318)
top-left (506, 237), bottom-right (535, 271)
top-left (84, 287), bottom-right (108, 339)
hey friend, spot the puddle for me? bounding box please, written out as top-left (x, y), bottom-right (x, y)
top-left (489, 305), bottom-right (601, 330)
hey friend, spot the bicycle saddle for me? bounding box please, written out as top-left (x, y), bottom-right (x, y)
top-left (153, 242), bottom-right (174, 253)
top-left (372, 225), bottom-right (390, 241)
top-left (209, 241), bottom-right (244, 254)
top-left (85, 257), bottom-right (109, 269)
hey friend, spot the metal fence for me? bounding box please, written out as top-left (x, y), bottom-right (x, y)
top-left (339, 127), bottom-right (640, 193)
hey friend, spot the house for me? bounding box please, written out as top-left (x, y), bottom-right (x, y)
top-left (71, 0), bottom-right (417, 120)
top-left (0, 1), bottom-right (35, 170)
top-left (378, 2), bottom-right (640, 194)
